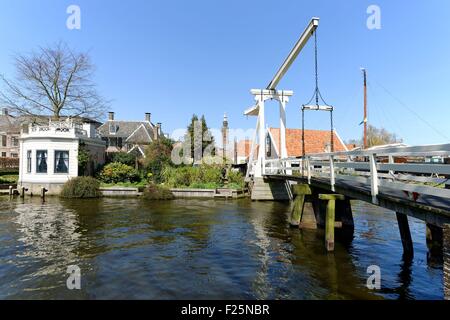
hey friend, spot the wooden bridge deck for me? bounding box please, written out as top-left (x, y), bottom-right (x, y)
top-left (266, 174), bottom-right (450, 226)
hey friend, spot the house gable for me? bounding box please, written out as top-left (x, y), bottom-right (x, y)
top-left (126, 124), bottom-right (153, 144)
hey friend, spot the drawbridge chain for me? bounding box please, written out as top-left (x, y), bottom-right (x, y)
top-left (302, 30), bottom-right (334, 158)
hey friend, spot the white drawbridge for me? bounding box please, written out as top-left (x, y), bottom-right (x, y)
top-left (245, 18), bottom-right (319, 180)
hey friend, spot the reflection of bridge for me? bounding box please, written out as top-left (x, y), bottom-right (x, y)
top-left (247, 144), bottom-right (450, 299)
top-left (243, 17), bottom-right (450, 299)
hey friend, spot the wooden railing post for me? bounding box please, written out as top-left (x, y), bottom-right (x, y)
top-left (262, 158), bottom-right (265, 176)
top-left (369, 153), bottom-right (379, 204)
top-left (388, 155), bottom-right (395, 177)
top-left (329, 155), bottom-right (335, 192)
top-left (306, 157), bottom-right (311, 184)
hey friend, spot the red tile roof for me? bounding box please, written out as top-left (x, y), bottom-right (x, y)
top-left (269, 128), bottom-right (348, 157)
top-left (236, 128), bottom-right (347, 160)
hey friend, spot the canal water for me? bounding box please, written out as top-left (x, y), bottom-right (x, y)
top-left (0, 197), bottom-right (444, 299)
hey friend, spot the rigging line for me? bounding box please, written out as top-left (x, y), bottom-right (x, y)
top-left (367, 81), bottom-right (406, 139)
top-left (372, 80), bottom-right (449, 141)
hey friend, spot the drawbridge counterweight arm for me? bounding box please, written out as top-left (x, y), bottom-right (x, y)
top-left (267, 17), bottom-right (319, 90)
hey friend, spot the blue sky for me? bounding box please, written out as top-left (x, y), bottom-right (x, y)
top-left (0, 0), bottom-right (449, 145)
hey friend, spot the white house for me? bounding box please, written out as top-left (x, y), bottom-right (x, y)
top-left (18, 118), bottom-right (106, 195)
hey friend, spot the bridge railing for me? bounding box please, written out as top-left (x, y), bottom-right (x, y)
top-left (262, 143), bottom-right (450, 204)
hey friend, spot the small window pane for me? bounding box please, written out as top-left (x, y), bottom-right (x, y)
top-left (27, 151), bottom-right (32, 173)
top-left (55, 151), bottom-right (69, 173)
top-left (36, 150), bottom-right (48, 173)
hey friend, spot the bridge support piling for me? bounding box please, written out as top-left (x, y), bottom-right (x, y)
top-left (444, 224), bottom-right (450, 300)
top-left (319, 194), bottom-right (345, 252)
top-left (396, 212), bottom-right (414, 259)
top-left (426, 224), bottom-right (443, 262)
top-left (336, 199), bottom-right (355, 231)
top-left (290, 184), bottom-right (316, 228)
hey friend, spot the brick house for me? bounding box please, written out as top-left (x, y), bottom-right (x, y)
top-left (0, 108), bottom-right (20, 159)
top-left (0, 108), bottom-right (104, 158)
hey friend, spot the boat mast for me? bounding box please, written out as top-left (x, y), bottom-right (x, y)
top-left (362, 68), bottom-right (368, 149)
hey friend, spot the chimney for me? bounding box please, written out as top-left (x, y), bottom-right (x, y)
top-left (153, 123), bottom-right (162, 140)
top-left (108, 112), bottom-right (115, 121)
top-left (145, 112), bottom-right (151, 122)
top-left (157, 123), bottom-right (161, 136)
top-left (2, 108), bottom-right (8, 116)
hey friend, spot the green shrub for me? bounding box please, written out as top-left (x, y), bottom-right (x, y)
top-left (161, 165), bottom-right (223, 188)
top-left (111, 152), bottom-right (136, 166)
top-left (142, 183), bottom-right (174, 200)
top-left (98, 162), bottom-right (140, 183)
top-left (78, 145), bottom-right (91, 175)
top-left (60, 177), bottom-right (101, 198)
top-left (143, 138), bottom-right (173, 183)
top-left (227, 170), bottom-right (245, 188)
top-left (199, 165), bottom-right (222, 186)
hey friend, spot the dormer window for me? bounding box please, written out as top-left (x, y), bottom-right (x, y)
top-left (109, 123), bottom-right (117, 134)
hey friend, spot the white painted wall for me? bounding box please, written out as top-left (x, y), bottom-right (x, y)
top-left (82, 123), bottom-right (97, 138)
top-left (19, 138), bottom-right (79, 184)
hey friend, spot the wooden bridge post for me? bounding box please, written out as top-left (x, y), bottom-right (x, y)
top-left (426, 224), bottom-right (443, 259)
top-left (396, 212), bottom-right (414, 259)
top-left (444, 224), bottom-right (450, 300)
top-left (290, 184), bottom-right (315, 228)
top-left (319, 194), bottom-right (345, 252)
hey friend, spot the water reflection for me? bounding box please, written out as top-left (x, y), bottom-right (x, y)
top-left (14, 201), bottom-right (81, 275)
top-left (0, 196), bottom-right (444, 299)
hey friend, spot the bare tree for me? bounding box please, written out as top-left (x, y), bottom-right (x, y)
top-left (0, 42), bottom-right (108, 120)
top-left (367, 125), bottom-right (402, 147)
top-left (346, 125), bottom-right (403, 148)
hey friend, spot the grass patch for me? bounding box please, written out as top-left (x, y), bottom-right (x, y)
top-left (187, 182), bottom-right (221, 189)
